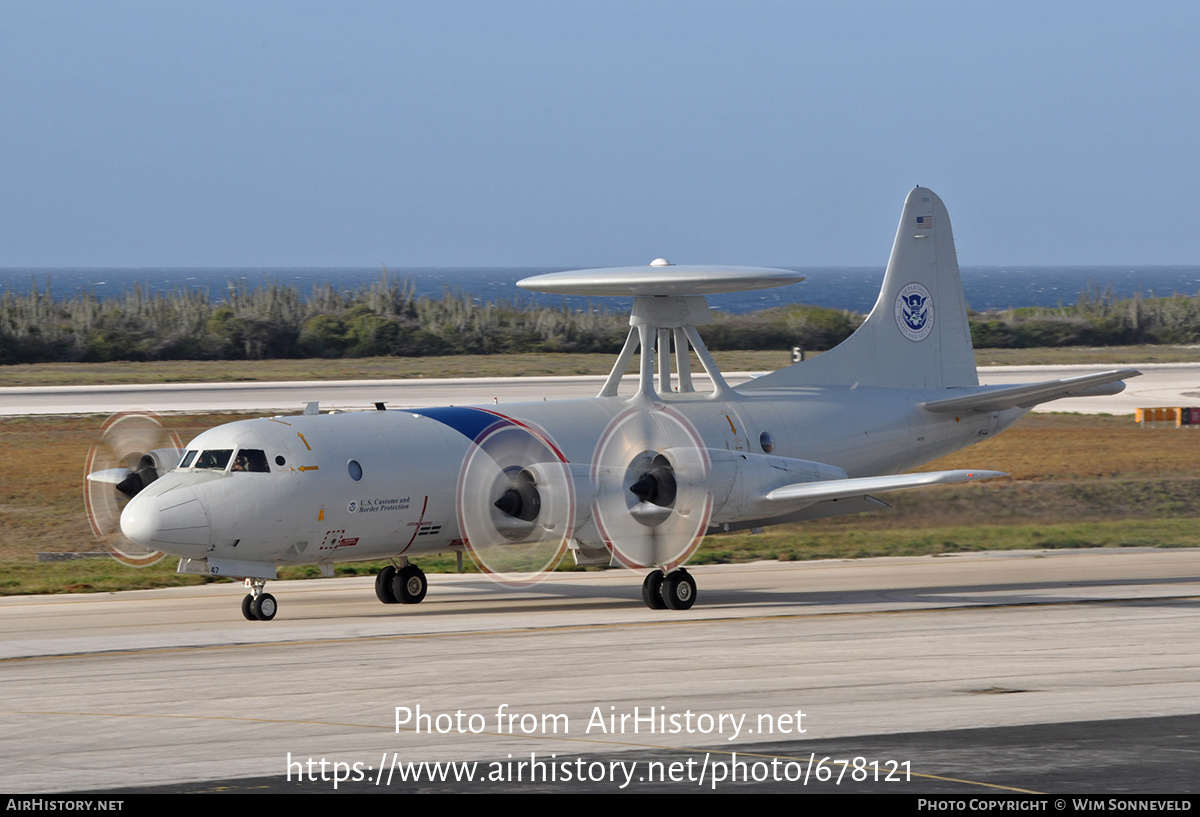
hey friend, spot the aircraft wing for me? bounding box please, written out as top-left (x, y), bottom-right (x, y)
top-left (764, 469), bottom-right (1005, 505)
top-left (920, 369), bottom-right (1140, 414)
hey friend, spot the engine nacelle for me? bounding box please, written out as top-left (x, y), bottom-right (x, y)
top-left (702, 449), bottom-right (848, 524)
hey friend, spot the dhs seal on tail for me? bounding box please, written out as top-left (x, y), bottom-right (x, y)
top-left (895, 283), bottom-right (934, 342)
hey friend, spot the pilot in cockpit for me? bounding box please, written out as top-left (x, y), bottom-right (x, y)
top-left (231, 448), bottom-right (270, 473)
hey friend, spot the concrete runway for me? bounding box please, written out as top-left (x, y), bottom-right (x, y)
top-left (2, 363), bottom-right (1197, 416)
top-left (2, 549), bottom-right (1197, 793)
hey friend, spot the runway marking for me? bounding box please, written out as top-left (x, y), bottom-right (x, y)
top-left (4, 591), bottom-right (1197, 665)
top-left (0, 708), bottom-right (1042, 793)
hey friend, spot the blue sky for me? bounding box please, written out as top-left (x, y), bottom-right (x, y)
top-left (1, 1), bottom-right (1197, 267)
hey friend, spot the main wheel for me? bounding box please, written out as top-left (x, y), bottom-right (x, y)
top-left (661, 569), bottom-right (696, 611)
top-left (642, 570), bottom-right (667, 610)
top-left (252, 592), bottom-right (278, 621)
top-left (242, 594), bottom-right (259, 621)
top-left (375, 566), bottom-right (398, 603)
top-left (393, 565), bottom-right (427, 604)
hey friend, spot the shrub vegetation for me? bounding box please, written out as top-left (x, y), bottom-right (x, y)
top-left (2, 277), bottom-right (1196, 365)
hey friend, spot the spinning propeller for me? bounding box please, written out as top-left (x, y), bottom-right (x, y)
top-left (456, 403), bottom-right (714, 593)
top-left (591, 404), bottom-right (712, 572)
top-left (84, 412), bottom-right (184, 566)
top-left (457, 418), bottom-right (578, 584)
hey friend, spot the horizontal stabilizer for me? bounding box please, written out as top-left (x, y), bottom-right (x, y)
top-left (921, 369), bottom-right (1139, 414)
top-left (765, 469), bottom-right (1005, 505)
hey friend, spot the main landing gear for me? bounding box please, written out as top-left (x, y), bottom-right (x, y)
top-left (642, 568), bottom-right (696, 611)
top-left (375, 562), bottom-right (428, 605)
top-left (242, 579), bottom-right (277, 621)
top-left (239, 562), bottom-right (429, 621)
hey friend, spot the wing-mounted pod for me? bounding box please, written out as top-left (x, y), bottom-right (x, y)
top-left (457, 417), bottom-right (591, 583)
top-left (83, 412), bottom-right (185, 566)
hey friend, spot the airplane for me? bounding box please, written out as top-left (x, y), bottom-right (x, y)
top-left (84, 187), bottom-right (1139, 620)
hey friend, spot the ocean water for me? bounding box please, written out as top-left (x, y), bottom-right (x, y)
top-left (2, 266), bottom-right (1198, 315)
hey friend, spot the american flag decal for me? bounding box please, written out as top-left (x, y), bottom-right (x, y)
top-left (915, 215), bottom-right (933, 230)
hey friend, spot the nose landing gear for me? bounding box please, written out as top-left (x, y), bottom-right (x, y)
top-left (242, 579), bottom-right (277, 621)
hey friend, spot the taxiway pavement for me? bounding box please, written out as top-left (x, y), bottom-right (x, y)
top-left (1, 549), bottom-right (1197, 793)
top-left (0, 363), bottom-right (1195, 416)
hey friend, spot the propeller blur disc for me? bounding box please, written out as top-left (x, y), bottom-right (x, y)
top-left (591, 404), bottom-right (712, 570)
top-left (84, 412), bottom-right (181, 567)
top-left (458, 418), bottom-right (574, 584)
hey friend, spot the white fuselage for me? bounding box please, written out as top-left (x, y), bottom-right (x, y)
top-left (120, 386), bottom-right (1025, 571)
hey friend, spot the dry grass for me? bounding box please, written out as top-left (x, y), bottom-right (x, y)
top-left (923, 413), bottom-right (1200, 481)
top-left (0, 414), bottom-right (245, 563)
top-left (2, 411), bottom-right (1198, 595)
top-left (972, 344), bottom-right (1200, 366)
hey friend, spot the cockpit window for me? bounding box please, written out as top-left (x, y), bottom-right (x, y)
top-left (231, 449), bottom-right (270, 473)
top-left (179, 450), bottom-right (197, 468)
top-left (194, 449), bottom-right (233, 469)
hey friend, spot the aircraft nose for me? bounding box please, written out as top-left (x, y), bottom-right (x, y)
top-left (120, 478), bottom-right (211, 553)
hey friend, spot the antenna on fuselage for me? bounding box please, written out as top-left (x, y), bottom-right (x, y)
top-left (518, 262), bottom-right (805, 402)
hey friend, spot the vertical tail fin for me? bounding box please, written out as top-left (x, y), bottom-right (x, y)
top-left (744, 187), bottom-right (977, 391)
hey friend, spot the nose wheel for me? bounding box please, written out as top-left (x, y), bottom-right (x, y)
top-left (242, 580), bottom-right (277, 621)
top-left (642, 568), bottom-right (696, 610)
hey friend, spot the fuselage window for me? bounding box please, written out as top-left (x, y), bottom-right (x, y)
top-left (348, 460), bottom-right (363, 481)
top-left (194, 449), bottom-right (233, 470)
top-left (179, 450), bottom-right (198, 468)
top-left (232, 449), bottom-right (270, 473)
top-left (759, 431), bottom-right (775, 454)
